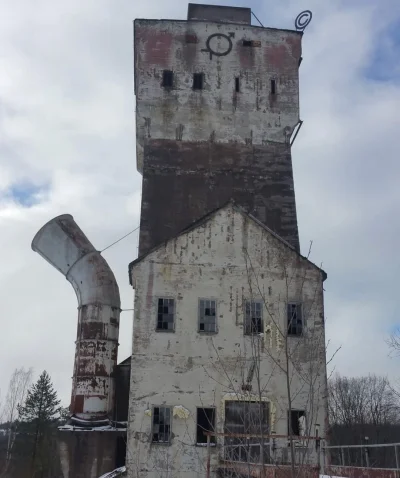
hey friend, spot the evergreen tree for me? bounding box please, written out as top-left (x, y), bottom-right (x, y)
top-left (18, 370), bottom-right (61, 476)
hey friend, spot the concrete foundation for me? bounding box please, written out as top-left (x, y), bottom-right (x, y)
top-left (58, 430), bottom-right (126, 478)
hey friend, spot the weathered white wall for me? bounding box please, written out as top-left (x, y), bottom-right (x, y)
top-left (134, 20), bottom-right (302, 171)
top-left (126, 204), bottom-right (327, 478)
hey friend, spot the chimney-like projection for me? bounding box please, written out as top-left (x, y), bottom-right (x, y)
top-left (32, 214), bottom-right (121, 424)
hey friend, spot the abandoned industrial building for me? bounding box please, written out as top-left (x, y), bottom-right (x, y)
top-left (31, 3), bottom-right (331, 478)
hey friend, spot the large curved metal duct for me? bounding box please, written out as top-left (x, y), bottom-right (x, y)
top-left (32, 214), bottom-right (121, 423)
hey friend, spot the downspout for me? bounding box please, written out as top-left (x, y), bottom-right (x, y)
top-left (32, 214), bottom-right (121, 425)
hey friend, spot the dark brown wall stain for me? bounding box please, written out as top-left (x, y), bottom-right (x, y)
top-left (138, 139), bottom-right (299, 256)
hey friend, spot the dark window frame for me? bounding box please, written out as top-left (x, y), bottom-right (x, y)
top-left (196, 407), bottom-right (216, 445)
top-left (152, 406), bottom-right (172, 444)
top-left (162, 70), bottom-right (174, 88)
top-left (193, 73), bottom-right (204, 90)
top-left (271, 78), bottom-right (277, 95)
top-left (156, 298), bottom-right (175, 332)
top-left (288, 409), bottom-right (306, 437)
top-left (287, 302), bottom-right (303, 337)
top-left (235, 77), bottom-right (240, 93)
top-left (244, 300), bottom-right (263, 335)
top-left (224, 400), bottom-right (270, 464)
top-left (198, 299), bottom-right (217, 333)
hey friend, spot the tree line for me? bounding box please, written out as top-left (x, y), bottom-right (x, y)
top-left (0, 368), bottom-right (66, 478)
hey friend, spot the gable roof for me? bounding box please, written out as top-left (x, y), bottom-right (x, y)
top-left (128, 201), bottom-right (327, 284)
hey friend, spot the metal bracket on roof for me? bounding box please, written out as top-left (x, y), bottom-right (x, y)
top-left (290, 120), bottom-right (303, 146)
top-left (295, 10), bottom-right (312, 32)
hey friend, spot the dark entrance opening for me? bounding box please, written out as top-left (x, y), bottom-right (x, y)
top-left (115, 435), bottom-right (126, 467)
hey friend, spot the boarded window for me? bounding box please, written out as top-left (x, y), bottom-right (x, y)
top-left (287, 303), bottom-right (303, 336)
top-left (152, 406), bottom-right (171, 443)
top-left (162, 70), bottom-right (173, 87)
top-left (193, 73), bottom-right (204, 90)
top-left (244, 301), bottom-right (263, 335)
top-left (196, 408), bottom-right (216, 444)
top-left (271, 79), bottom-right (276, 95)
top-left (157, 298), bottom-right (175, 331)
top-left (288, 410), bottom-right (306, 436)
top-left (224, 401), bottom-right (269, 463)
top-left (199, 299), bottom-right (216, 332)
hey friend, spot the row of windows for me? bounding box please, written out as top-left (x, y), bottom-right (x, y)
top-left (162, 69), bottom-right (277, 94)
top-left (156, 298), bottom-right (303, 337)
top-left (152, 404), bottom-right (306, 445)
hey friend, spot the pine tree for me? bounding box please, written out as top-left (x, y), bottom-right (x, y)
top-left (18, 370), bottom-right (61, 476)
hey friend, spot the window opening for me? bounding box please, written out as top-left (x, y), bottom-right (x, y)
top-left (193, 73), bottom-right (204, 90)
top-left (152, 406), bottom-right (171, 443)
top-left (271, 79), bottom-right (276, 95)
top-left (235, 77), bottom-right (240, 93)
top-left (243, 40), bottom-right (253, 47)
top-left (287, 303), bottom-right (303, 336)
top-left (196, 408), bottom-right (216, 444)
top-left (288, 410), bottom-right (306, 436)
top-left (199, 299), bottom-right (216, 332)
top-left (244, 300), bottom-right (263, 335)
top-left (162, 70), bottom-right (173, 88)
top-left (224, 401), bottom-right (269, 463)
top-left (157, 298), bottom-right (175, 331)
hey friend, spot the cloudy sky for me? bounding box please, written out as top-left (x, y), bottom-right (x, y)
top-left (1, 0), bottom-right (400, 406)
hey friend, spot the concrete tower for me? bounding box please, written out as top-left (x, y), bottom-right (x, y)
top-left (134, 3), bottom-right (302, 257)
top-left (128, 4), bottom-right (328, 478)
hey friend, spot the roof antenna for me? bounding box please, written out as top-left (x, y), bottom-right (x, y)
top-left (251, 11), bottom-right (264, 28)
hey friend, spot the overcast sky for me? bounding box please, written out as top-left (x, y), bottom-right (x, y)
top-left (1, 0), bottom-right (400, 406)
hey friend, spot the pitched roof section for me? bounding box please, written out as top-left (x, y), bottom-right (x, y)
top-left (128, 201), bottom-right (327, 284)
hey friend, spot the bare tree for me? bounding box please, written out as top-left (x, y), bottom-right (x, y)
top-left (329, 374), bottom-right (400, 427)
top-left (199, 244), bottom-right (335, 478)
top-left (0, 367), bottom-right (33, 477)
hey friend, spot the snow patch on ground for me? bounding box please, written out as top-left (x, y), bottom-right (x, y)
top-left (320, 475), bottom-right (345, 478)
top-left (98, 466), bottom-right (126, 478)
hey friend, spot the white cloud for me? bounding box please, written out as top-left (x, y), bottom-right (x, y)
top-left (0, 0), bottom-right (400, 405)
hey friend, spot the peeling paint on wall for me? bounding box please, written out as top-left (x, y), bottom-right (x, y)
top-left (173, 405), bottom-right (190, 419)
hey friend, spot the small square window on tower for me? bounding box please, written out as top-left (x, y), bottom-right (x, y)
top-left (287, 303), bottom-right (303, 336)
top-left (156, 298), bottom-right (175, 331)
top-left (235, 77), bottom-right (240, 93)
top-left (193, 73), bottom-right (204, 90)
top-left (271, 79), bottom-right (277, 95)
top-left (162, 70), bottom-right (173, 88)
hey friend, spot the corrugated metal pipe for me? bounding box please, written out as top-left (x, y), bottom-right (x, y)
top-left (32, 214), bottom-right (121, 425)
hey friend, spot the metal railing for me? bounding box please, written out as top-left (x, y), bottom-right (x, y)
top-left (323, 441), bottom-right (400, 470)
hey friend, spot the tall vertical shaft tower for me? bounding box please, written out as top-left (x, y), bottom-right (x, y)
top-left (134, 4), bottom-right (302, 255)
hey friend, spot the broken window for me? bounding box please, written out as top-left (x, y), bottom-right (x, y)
top-left (162, 70), bottom-right (173, 88)
top-left (196, 408), bottom-right (216, 444)
top-left (199, 299), bottom-right (216, 333)
top-left (235, 77), bottom-right (240, 93)
top-left (157, 298), bottom-right (175, 331)
top-left (271, 79), bottom-right (276, 95)
top-left (288, 410), bottom-right (306, 437)
top-left (224, 401), bottom-right (269, 463)
top-left (287, 303), bottom-right (303, 336)
top-left (152, 406), bottom-right (171, 443)
top-left (193, 73), bottom-right (204, 90)
top-left (244, 300), bottom-right (263, 335)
